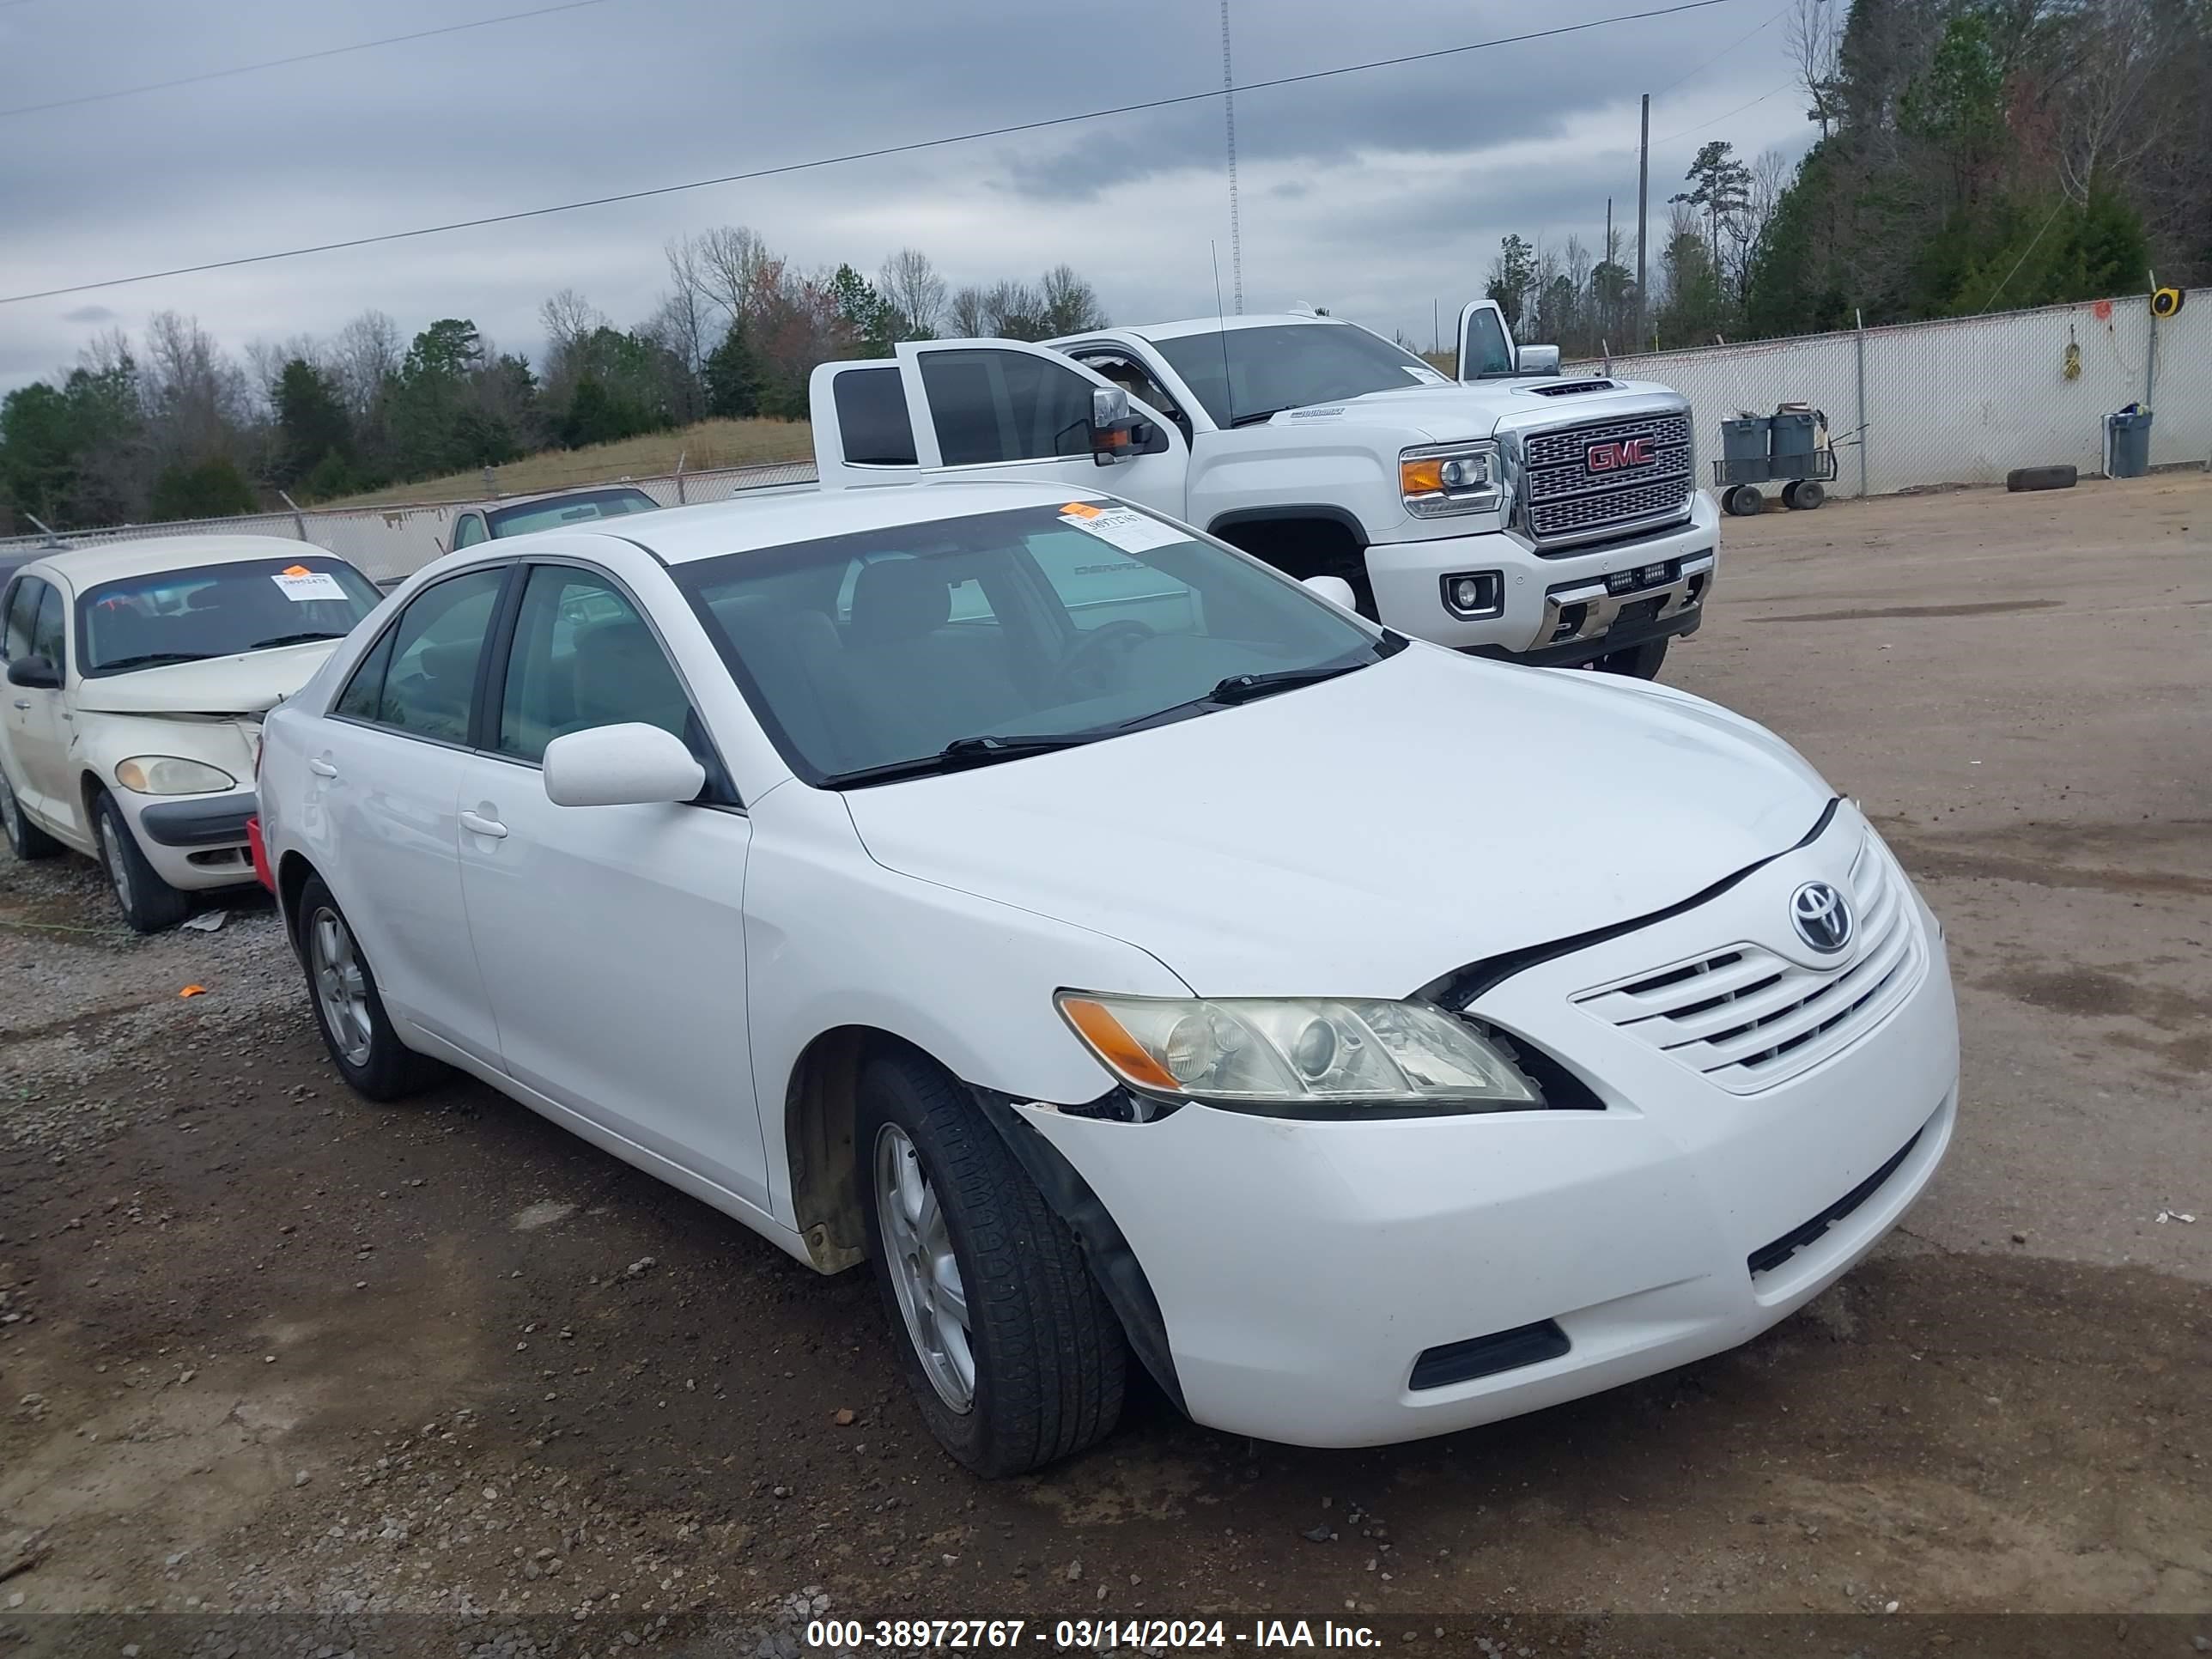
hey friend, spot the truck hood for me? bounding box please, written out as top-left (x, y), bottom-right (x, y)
top-left (841, 647), bottom-right (1834, 1000)
top-left (1256, 376), bottom-right (1673, 444)
top-left (71, 640), bottom-right (340, 717)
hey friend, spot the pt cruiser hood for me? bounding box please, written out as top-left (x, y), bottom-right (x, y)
top-left (71, 641), bottom-right (341, 717)
top-left (841, 647), bottom-right (1834, 1000)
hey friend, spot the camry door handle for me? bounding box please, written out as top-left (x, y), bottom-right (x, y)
top-left (307, 757), bottom-right (338, 778)
top-left (9, 700), bottom-right (27, 711)
top-left (459, 809), bottom-right (508, 839)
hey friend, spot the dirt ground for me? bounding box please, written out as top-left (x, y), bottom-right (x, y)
top-left (2, 476), bottom-right (2207, 1650)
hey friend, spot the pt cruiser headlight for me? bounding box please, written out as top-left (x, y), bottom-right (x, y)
top-left (1401, 441), bottom-right (1505, 518)
top-left (1057, 993), bottom-right (1540, 1115)
top-left (114, 757), bottom-right (236, 795)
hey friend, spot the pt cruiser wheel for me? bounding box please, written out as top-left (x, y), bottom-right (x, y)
top-left (856, 1051), bottom-right (1126, 1477)
top-left (94, 788), bottom-right (193, 933)
top-left (294, 873), bottom-right (443, 1101)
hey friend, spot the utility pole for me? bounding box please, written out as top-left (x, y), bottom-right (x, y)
top-left (1635, 94), bottom-right (1650, 352)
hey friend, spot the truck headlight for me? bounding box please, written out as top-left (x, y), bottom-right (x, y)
top-left (114, 757), bottom-right (237, 795)
top-left (1057, 992), bottom-right (1542, 1115)
top-left (1401, 441), bottom-right (1505, 518)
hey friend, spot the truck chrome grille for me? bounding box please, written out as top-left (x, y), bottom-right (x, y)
top-left (1521, 411), bottom-right (1693, 547)
top-left (1571, 836), bottom-right (1924, 1094)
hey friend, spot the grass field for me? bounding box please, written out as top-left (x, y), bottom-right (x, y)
top-left (325, 417), bottom-right (816, 507)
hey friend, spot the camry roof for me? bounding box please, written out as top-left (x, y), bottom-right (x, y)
top-left (589, 480), bottom-right (1119, 565)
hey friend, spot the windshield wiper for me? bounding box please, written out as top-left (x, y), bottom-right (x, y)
top-left (94, 652), bottom-right (215, 672)
top-left (822, 732), bottom-right (1103, 788)
top-left (249, 630), bottom-right (348, 649)
top-left (1209, 654), bottom-right (1376, 703)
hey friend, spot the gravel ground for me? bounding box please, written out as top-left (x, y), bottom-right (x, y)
top-left (1, 477), bottom-right (2207, 1656)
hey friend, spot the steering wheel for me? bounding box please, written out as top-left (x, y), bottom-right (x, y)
top-left (1054, 619), bottom-right (1156, 696)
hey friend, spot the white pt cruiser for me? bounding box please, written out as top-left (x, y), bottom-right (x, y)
top-left (256, 482), bottom-right (1958, 1475)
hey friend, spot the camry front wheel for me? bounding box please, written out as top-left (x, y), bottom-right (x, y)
top-left (856, 1051), bottom-right (1126, 1476)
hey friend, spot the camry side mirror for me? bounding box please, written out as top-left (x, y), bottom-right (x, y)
top-left (5, 655), bottom-right (60, 690)
top-left (543, 723), bottom-right (705, 808)
top-left (1302, 575), bottom-right (1358, 611)
top-left (1515, 344), bottom-right (1562, 376)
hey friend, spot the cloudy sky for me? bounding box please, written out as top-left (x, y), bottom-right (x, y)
top-left (0, 0), bottom-right (1814, 394)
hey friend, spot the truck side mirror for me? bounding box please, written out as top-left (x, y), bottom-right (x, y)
top-left (1514, 344), bottom-right (1562, 376)
top-left (5, 655), bottom-right (59, 690)
top-left (1091, 385), bottom-right (1139, 466)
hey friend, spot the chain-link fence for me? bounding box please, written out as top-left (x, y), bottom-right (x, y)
top-left (0, 459), bottom-right (820, 584)
top-left (1571, 287), bottom-right (2209, 497)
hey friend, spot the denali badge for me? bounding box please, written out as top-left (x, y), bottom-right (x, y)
top-left (1586, 436), bottom-right (1656, 471)
top-left (1790, 881), bottom-right (1853, 953)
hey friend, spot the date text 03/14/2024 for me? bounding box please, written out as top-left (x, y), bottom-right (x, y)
top-left (803, 1618), bottom-right (1386, 1649)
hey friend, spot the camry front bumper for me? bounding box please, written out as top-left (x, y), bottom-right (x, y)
top-left (1014, 823), bottom-right (1959, 1449)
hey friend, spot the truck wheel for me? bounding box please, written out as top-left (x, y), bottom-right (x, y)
top-left (1723, 485), bottom-right (1764, 517)
top-left (2006, 465), bottom-right (2077, 492)
top-left (858, 1049), bottom-right (1127, 1477)
top-left (295, 874), bottom-right (445, 1100)
top-left (1593, 638), bottom-right (1668, 680)
top-left (1783, 480), bottom-right (1825, 510)
top-left (93, 789), bottom-right (195, 933)
top-left (0, 768), bottom-right (62, 860)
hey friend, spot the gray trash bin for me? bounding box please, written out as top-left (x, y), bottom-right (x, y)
top-left (1769, 408), bottom-right (1822, 479)
top-left (2106, 408), bottom-right (2153, 478)
top-left (1718, 415), bottom-right (1770, 485)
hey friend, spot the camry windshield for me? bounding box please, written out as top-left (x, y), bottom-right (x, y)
top-left (76, 556), bottom-right (381, 677)
top-left (675, 501), bottom-right (1399, 787)
top-left (1152, 324), bottom-right (1446, 427)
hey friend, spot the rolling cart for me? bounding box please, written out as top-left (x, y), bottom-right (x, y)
top-left (1713, 406), bottom-right (1838, 516)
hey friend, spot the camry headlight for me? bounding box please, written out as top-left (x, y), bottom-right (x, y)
top-left (1057, 993), bottom-right (1541, 1115)
top-left (114, 757), bottom-right (236, 795)
top-left (1401, 441), bottom-right (1505, 518)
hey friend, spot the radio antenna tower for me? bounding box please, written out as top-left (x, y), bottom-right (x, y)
top-left (1220, 0), bottom-right (1243, 313)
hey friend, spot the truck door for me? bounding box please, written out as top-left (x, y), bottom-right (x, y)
top-left (1455, 300), bottom-right (1518, 381)
top-left (888, 339), bottom-right (1189, 519)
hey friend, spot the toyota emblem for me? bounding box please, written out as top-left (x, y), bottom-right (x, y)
top-left (1790, 881), bottom-right (1853, 953)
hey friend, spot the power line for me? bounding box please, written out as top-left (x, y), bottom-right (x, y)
top-left (1650, 1), bottom-right (1788, 99)
top-left (0, 0), bottom-right (629, 119)
top-left (1653, 79), bottom-right (1790, 143)
top-left (0, 0), bottom-right (1737, 307)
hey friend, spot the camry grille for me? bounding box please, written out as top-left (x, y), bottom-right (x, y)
top-left (1571, 836), bottom-right (1924, 1094)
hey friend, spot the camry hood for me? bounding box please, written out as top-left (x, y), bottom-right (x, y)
top-left (71, 641), bottom-right (340, 716)
top-left (841, 647), bottom-right (1834, 999)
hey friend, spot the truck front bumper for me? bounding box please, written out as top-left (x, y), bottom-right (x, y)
top-left (1364, 491), bottom-right (1721, 663)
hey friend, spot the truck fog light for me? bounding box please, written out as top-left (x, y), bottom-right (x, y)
top-left (1442, 571), bottom-right (1503, 619)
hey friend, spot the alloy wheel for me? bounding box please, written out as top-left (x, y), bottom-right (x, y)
top-left (98, 813), bottom-right (135, 913)
top-left (873, 1122), bottom-right (975, 1412)
top-left (308, 905), bottom-right (374, 1067)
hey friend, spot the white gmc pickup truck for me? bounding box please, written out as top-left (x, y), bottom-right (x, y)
top-left (806, 301), bottom-right (1717, 677)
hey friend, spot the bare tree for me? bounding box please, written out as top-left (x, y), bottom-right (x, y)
top-left (331, 309), bottom-right (400, 419)
top-left (141, 311), bottom-right (251, 462)
top-left (877, 246), bottom-right (947, 340)
top-left (2054, 0), bottom-right (2167, 204)
top-left (538, 288), bottom-right (607, 354)
top-left (691, 226), bottom-right (773, 323)
top-left (1038, 263), bottom-right (1107, 335)
top-left (1789, 0), bottom-right (1845, 140)
top-left (947, 283), bottom-right (990, 337)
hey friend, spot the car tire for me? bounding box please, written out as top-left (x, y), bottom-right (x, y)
top-left (2007, 465), bottom-right (2077, 492)
top-left (0, 768), bottom-right (62, 860)
top-left (857, 1050), bottom-right (1127, 1477)
top-left (1593, 637), bottom-right (1669, 679)
top-left (93, 789), bottom-right (194, 933)
top-left (294, 873), bottom-right (444, 1101)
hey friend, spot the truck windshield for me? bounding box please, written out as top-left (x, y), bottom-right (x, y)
top-left (76, 556), bottom-right (381, 677)
top-left (674, 501), bottom-right (1395, 787)
top-left (1152, 324), bottom-right (1445, 428)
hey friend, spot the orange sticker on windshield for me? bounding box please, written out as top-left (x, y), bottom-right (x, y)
top-left (282, 564), bottom-right (313, 576)
top-left (1060, 502), bottom-right (1103, 519)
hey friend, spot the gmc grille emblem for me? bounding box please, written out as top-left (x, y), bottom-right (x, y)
top-left (1587, 436), bottom-right (1656, 471)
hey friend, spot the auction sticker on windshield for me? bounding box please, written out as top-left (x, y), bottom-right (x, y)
top-left (271, 567), bottom-right (349, 602)
top-left (1059, 502), bottom-right (1186, 553)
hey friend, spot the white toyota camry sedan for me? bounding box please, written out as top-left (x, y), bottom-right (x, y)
top-left (256, 481), bottom-right (1958, 1476)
